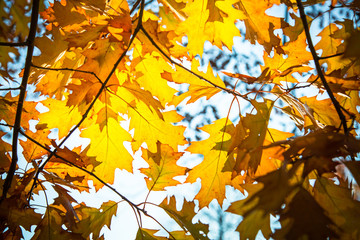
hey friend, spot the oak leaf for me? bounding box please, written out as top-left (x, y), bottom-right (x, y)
top-left (140, 142), bottom-right (186, 191)
top-left (160, 196), bottom-right (209, 239)
top-left (80, 118), bottom-right (133, 190)
top-left (186, 118), bottom-right (244, 207)
top-left (274, 187), bottom-right (338, 239)
top-left (73, 201), bottom-right (118, 239)
top-left (314, 177), bottom-right (360, 239)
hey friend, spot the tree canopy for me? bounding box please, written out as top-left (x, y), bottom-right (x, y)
top-left (1, 0), bottom-right (360, 239)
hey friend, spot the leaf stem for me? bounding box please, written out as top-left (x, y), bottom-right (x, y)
top-left (1, 0), bottom-right (40, 202)
top-left (296, 0), bottom-right (348, 134)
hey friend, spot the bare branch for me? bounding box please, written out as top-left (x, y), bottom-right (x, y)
top-left (0, 123), bottom-right (14, 128)
top-left (0, 87), bottom-right (21, 91)
top-left (31, 64), bottom-right (104, 84)
top-left (318, 52), bottom-right (344, 60)
top-left (296, 0), bottom-right (348, 134)
top-left (0, 42), bottom-right (28, 47)
top-left (1, 0), bottom-right (40, 202)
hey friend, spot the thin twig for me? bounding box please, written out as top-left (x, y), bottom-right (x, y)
top-left (318, 52), bottom-right (344, 60)
top-left (0, 123), bottom-right (14, 128)
top-left (0, 42), bottom-right (28, 47)
top-left (130, 0), bottom-right (141, 15)
top-left (296, 0), bottom-right (348, 134)
top-left (1, 0), bottom-right (40, 202)
top-left (27, 0), bottom-right (146, 202)
top-left (31, 64), bottom-right (104, 84)
top-left (0, 87), bottom-right (21, 91)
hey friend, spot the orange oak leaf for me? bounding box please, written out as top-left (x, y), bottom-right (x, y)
top-left (19, 124), bottom-right (52, 162)
top-left (225, 100), bottom-right (273, 177)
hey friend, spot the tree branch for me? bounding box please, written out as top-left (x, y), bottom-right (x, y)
top-left (0, 87), bottom-right (21, 91)
top-left (31, 64), bottom-right (104, 84)
top-left (318, 52), bottom-right (344, 60)
top-left (0, 42), bottom-right (28, 47)
top-left (296, 0), bottom-right (348, 134)
top-left (1, 0), bottom-right (40, 202)
top-left (0, 123), bottom-right (14, 128)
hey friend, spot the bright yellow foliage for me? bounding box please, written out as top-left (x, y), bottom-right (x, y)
top-left (1, 0), bottom-right (360, 239)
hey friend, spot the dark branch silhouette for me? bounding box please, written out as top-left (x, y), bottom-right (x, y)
top-left (1, 0), bottom-right (40, 202)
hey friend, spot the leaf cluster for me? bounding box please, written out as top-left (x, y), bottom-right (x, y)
top-left (1, 0), bottom-right (360, 239)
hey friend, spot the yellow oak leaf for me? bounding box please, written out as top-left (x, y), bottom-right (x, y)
top-left (254, 128), bottom-right (294, 177)
top-left (45, 145), bottom-right (99, 192)
top-left (140, 142), bottom-right (186, 191)
top-left (176, 0), bottom-right (240, 56)
top-left (225, 100), bottom-right (273, 177)
top-left (10, 1), bottom-right (30, 39)
top-left (73, 39), bottom-right (126, 81)
top-left (32, 207), bottom-right (83, 240)
top-left (169, 59), bottom-right (226, 105)
top-left (32, 28), bottom-right (69, 67)
top-left (337, 90), bottom-right (360, 124)
top-left (66, 79), bottom-right (101, 108)
top-left (227, 183), bottom-right (271, 240)
top-left (125, 91), bottom-right (186, 151)
top-left (282, 12), bottom-right (306, 42)
top-left (80, 118), bottom-right (133, 190)
top-left (38, 97), bottom-right (82, 139)
top-left (238, 0), bottom-right (281, 45)
top-left (136, 228), bottom-right (168, 239)
top-left (0, 93), bottom-right (37, 130)
top-left (132, 50), bottom-right (177, 104)
top-left (186, 118), bottom-right (242, 207)
top-left (0, 132), bottom-right (11, 174)
top-left (317, 21), bottom-right (356, 73)
top-left (20, 125), bottom-right (52, 162)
